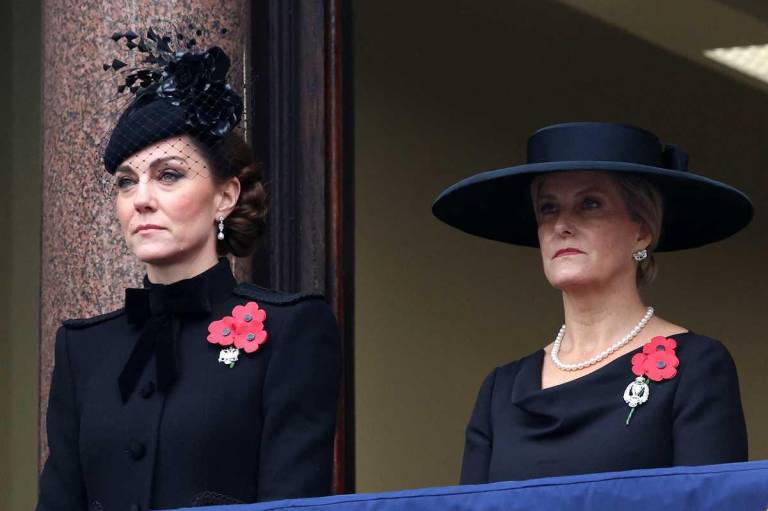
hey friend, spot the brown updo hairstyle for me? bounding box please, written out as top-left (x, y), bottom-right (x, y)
top-left (194, 131), bottom-right (268, 257)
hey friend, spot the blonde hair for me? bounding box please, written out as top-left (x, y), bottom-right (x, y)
top-left (614, 175), bottom-right (664, 286)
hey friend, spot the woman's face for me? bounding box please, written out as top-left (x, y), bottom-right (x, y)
top-left (534, 171), bottom-right (650, 292)
top-left (114, 135), bottom-right (237, 267)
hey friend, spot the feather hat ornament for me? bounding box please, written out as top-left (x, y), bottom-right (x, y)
top-left (102, 20), bottom-right (243, 175)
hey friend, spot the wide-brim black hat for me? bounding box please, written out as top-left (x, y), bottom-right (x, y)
top-left (432, 122), bottom-right (753, 251)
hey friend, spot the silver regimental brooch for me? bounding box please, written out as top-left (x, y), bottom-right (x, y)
top-left (623, 376), bottom-right (650, 425)
top-left (218, 347), bottom-right (240, 368)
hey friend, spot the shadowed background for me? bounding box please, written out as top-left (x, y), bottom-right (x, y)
top-left (353, 0), bottom-right (768, 492)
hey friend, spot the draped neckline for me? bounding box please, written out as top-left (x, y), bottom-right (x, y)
top-left (510, 331), bottom-right (694, 408)
top-left (535, 330), bottom-right (693, 393)
top-left (499, 332), bottom-right (694, 436)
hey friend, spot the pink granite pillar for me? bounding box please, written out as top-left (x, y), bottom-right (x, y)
top-left (40, 0), bottom-right (250, 463)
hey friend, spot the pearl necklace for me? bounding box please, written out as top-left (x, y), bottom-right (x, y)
top-left (550, 307), bottom-right (655, 371)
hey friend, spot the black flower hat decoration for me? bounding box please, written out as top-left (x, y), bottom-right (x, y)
top-left (102, 22), bottom-right (243, 174)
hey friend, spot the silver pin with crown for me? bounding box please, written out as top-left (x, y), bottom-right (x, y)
top-left (218, 347), bottom-right (240, 368)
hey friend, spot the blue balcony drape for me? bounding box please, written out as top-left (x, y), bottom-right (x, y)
top-left (172, 460), bottom-right (768, 511)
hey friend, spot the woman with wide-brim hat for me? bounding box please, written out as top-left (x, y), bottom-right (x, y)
top-left (433, 122), bottom-right (751, 483)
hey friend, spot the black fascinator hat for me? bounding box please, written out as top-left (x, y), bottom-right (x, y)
top-left (103, 24), bottom-right (243, 174)
top-left (433, 122), bottom-right (753, 251)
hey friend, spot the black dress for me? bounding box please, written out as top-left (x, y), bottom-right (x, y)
top-left (460, 332), bottom-right (747, 484)
top-left (37, 259), bottom-right (341, 511)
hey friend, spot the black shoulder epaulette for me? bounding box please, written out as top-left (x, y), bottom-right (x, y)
top-left (233, 283), bottom-right (325, 305)
top-left (62, 309), bottom-right (125, 329)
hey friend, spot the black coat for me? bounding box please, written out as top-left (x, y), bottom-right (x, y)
top-left (37, 260), bottom-right (341, 511)
top-left (460, 332), bottom-right (748, 484)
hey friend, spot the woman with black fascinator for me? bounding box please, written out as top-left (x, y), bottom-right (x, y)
top-left (37, 26), bottom-right (341, 510)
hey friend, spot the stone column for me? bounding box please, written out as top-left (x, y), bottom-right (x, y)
top-left (40, 0), bottom-right (250, 463)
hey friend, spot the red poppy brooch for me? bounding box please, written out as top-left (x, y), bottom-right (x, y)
top-left (623, 336), bottom-right (679, 426)
top-left (207, 302), bottom-right (268, 367)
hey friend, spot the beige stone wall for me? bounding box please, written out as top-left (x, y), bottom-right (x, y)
top-left (353, 0), bottom-right (768, 492)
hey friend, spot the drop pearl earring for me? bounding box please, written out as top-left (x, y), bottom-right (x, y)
top-left (217, 216), bottom-right (225, 241)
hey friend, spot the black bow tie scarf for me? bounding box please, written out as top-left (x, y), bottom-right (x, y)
top-left (119, 281), bottom-right (212, 402)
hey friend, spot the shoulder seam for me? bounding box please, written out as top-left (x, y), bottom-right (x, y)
top-left (233, 283), bottom-right (326, 305)
top-left (62, 309), bottom-right (125, 329)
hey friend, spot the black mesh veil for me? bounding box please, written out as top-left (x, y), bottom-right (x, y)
top-left (99, 21), bottom-right (248, 193)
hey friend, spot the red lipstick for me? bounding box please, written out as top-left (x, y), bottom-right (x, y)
top-left (553, 248), bottom-right (585, 259)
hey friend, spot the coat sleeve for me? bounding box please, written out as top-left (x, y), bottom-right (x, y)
top-left (460, 368), bottom-right (498, 485)
top-left (37, 326), bottom-right (88, 511)
top-left (672, 338), bottom-right (748, 465)
top-left (256, 298), bottom-right (342, 501)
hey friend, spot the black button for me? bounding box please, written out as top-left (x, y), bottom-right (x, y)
top-left (140, 381), bottom-right (155, 399)
top-left (129, 505), bottom-right (141, 511)
top-left (127, 439), bottom-right (146, 460)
